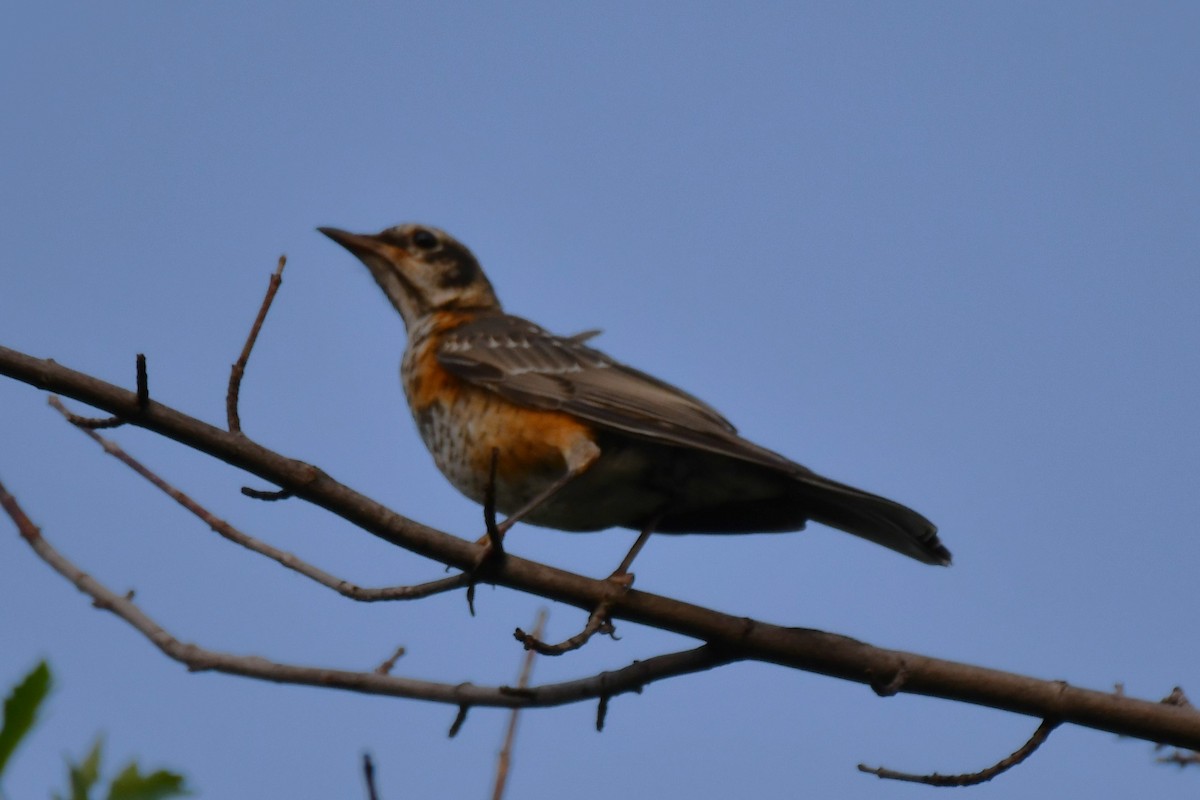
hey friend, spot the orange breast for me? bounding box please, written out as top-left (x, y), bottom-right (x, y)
top-left (402, 312), bottom-right (595, 512)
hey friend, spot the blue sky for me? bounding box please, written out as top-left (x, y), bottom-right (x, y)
top-left (2, 3), bottom-right (1198, 798)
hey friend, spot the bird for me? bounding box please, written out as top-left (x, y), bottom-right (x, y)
top-left (319, 223), bottom-right (950, 567)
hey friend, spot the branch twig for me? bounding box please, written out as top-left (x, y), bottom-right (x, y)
top-left (240, 486), bottom-right (293, 501)
top-left (512, 528), bottom-right (651, 655)
top-left (492, 609), bottom-right (548, 800)
top-left (448, 705), bottom-right (470, 737)
top-left (1157, 750), bottom-right (1200, 767)
top-left (226, 254), bottom-right (292, 500)
top-left (514, 602), bottom-right (615, 656)
top-left (49, 395), bottom-right (470, 602)
top-left (53, 354), bottom-right (148, 429)
top-left (227, 255), bottom-right (287, 435)
top-left (0, 476), bottom-right (733, 710)
top-left (374, 646), bottom-right (407, 675)
top-left (362, 753), bottom-right (379, 800)
top-left (858, 718), bottom-right (1061, 786)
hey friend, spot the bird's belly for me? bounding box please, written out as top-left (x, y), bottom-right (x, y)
top-left (525, 436), bottom-right (802, 533)
top-left (406, 389), bottom-right (671, 529)
top-left (521, 443), bottom-right (671, 531)
top-left (407, 386), bottom-right (616, 523)
top-left (407, 382), bottom-right (799, 533)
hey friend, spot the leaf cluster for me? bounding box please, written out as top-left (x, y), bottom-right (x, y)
top-left (0, 662), bottom-right (189, 800)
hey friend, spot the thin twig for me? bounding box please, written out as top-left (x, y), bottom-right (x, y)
top-left (374, 646), bottom-right (407, 675)
top-left (512, 528), bottom-right (650, 656)
top-left (55, 407), bottom-right (125, 429)
top-left (1157, 749), bottom-right (1200, 767)
top-left (240, 486), bottom-right (294, 501)
top-left (448, 705), bottom-right (470, 737)
top-left (49, 396), bottom-right (470, 602)
top-left (493, 609), bottom-right (548, 800)
top-left (227, 254), bottom-right (287, 434)
top-left (858, 718), bottom-right (1061, 786)
top-left (54, 354), bottom-right (150, 429)
top-left (466, 581), bottom-right (478, 617)
top-left (135, 353), bottom-right (149, 410)
top-left (514, 602), bottom-right (615, 656)
top-left (596, 695), bottom-right (610, 732)
top-left (363, 753), bottom-right (379, 800)
top-left (0, 479), bottom-right (736, 710)
top-left (1154, 690), bottom-right (1199, 767)
top-left (1161, 686), bottom-right (1193, 709)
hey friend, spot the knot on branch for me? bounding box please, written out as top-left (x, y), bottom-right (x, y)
top-left (869, 661), bottom-right (909, 697)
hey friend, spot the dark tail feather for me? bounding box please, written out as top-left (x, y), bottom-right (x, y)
top-left (794, 475), bottom-right (951, 566)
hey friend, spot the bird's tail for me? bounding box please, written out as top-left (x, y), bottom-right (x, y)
top-left (792, 474), bottom-right (951, 566)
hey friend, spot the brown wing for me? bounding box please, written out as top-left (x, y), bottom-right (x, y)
top-left (437, 313), bottom-right (950, 566)
top-left (436, 313), bottom-right (804, 475)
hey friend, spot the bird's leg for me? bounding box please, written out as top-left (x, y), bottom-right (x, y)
top-left (512, 519), bottom-right (658, 655)
top-left (494, 460), bottom-right (590, 537)
top-left (472, 439), bottom-right (601, 562)
top-left (607, 521), bottom-right (656, 588)
top-left (466, 441), bottom-right (600, 615)
top-left (481, 448), bottom-right (504, 554)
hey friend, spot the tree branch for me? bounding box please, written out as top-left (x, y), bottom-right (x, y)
top-left (227, 254), bottom-right (287, 435)
top-left (0, 477), bottom-right (735, 710)
top-left (859, 718), bottom-right (1061, 786)
top-left (48, 395), bottom-right (469, 602)
top-left (3, 344), bottom-right (1200, 751)
top-left (514, 602), bottom-right (615, 656)
top-left (492, 609), bottom-right (548, 800)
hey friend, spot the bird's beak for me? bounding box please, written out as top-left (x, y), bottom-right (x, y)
top-left (318, 227), bottom-right (394, 258)
top-left (318, 226), bottom-right (417, 324)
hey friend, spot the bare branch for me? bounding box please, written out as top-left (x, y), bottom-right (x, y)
top-left (448, 705), bottom-right (470, 738)
top-left (3, 345), bottom-right (1200, 751)
top-left (514, 602), bottom-right (615, 656)
top-left (53, 353), bottom-right (148, 429)
top-left (859, 718), bottom-right (1060, 786)
top-left (48, 395), bottom-right (470, 603)
top-left (0, 477), bottom-right (733, 711)
top-left (53, 404), bottom-right (126, 430)
top-left (227, 254), bottom-right (287, 434)
top-left (362, 752), bottom-right (379, 800)
top-left (512, 528), bottom-right (653, 655)
top-left (1157, 750), bottom-right (1200, 767)
top-left (493, 609), bottom-right (547, 800)
top-left (374, 646), bottom-right (407, 675)
top-left (240, 486), bottom-right (294, 501)
top-left (1161, 686), bottom-right (1193, 709)
top-left (135, 352), bottom-right (149, 411)
top-left (1153, 689), bottom-right (1199, 768)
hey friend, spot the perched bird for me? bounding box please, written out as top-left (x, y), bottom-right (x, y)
top-left (320, 223), bottom-right (950, 566)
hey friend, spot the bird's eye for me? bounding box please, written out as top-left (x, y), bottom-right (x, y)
top-left (411, 229), bottom-right (438, 250)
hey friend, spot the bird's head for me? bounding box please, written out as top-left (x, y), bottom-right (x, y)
top-left (319, 223), bottom-right (500, 329)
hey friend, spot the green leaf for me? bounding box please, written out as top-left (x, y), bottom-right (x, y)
top-left (67, 738), bottom-right (104, 800)
top-left (106, 763), bottom-right (190, 800)
top-left (0, 660), bottom-right (53, 777)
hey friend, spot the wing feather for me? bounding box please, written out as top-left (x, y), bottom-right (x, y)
top-left (436, 314), bottom-right (800, 473)
top-left (436, 314), bottom-right (949, 566)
